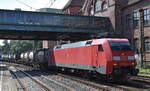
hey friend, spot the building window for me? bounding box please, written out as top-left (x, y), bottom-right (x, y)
top-left (95, 0), bottom-right (101, 12)
top-left (126, 14), bottom-right (131, 29)
top-left (145, 38), bottom-right (150, 52)
top-left (133, 11), bottom-right (139, 28)
top-left (102, 1), bottom-right (108, 11)
top-left (90, 8), bottom-right (94, 15)
top-left (144, 8), bottom-right (149, 25)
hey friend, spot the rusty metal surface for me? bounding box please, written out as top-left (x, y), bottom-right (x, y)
top-left (0, 9), bottom-right (114, 40)
top-left (0, 9), bottom-right (112, 33)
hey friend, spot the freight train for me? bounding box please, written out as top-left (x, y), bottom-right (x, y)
top-left (2, 38), bottom-right (139, 82)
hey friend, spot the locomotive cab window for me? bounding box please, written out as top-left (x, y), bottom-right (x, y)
top-left (109, 41), bottom-right (132, 51)
top-left (98, 45), bottom-right (104, 52)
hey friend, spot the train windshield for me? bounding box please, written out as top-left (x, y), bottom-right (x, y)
top-left (109, 41), bottom-right (132, 51)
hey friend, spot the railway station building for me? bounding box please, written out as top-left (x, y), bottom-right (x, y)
top-left (82, 0), bottom-right (150, 61)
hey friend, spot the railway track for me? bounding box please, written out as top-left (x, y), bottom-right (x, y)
top-left (57, 73), bottom-right (114, 91)
top-left (19, 70), bottom-right (54, 91)
top-left (55, 73), bottom-right (143, 91)
top-left (131, 75), bottom-right (150, 83)
top-left (138, 74), bottom-right (150, 79)
top-left (8, 65), bottom-right (78, 91)
top-left (28, 72), bottom-right (77, 91)
top-left (8, 66), bottom-right (53, 91)
top-left (5, 62), bottom-right (150, 91)
top-left (10, 70), bottom-right (28, 91)
top-left (6, 63), bottom-right (117, 91)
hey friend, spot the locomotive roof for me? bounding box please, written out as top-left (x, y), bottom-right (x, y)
top-left (54, 38), bottom-right (129, 50)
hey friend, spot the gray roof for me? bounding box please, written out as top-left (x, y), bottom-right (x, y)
top-left (70, 0), bottom-right (85, 6)
top-left (54, 40), bottom-right (92, 50)
top-left (63, 0), bottom-right (85, 10)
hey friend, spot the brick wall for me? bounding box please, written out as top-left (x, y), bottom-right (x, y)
top-left (87, 0), bottom-right (150, 61)
top-left (122, 0), bottom-right (150, 61)
top-left (91, 0), bottom-right (126, 34)
top-left (63, 6), bottom-right (82, 15)
top-left (42, 41), bottom-right (57, 49)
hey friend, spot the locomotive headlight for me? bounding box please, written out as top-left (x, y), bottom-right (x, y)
top-left (128, 56), bottom-right (135, 60)
top-left (113, 63), bottom-right (117, 66)
top-left (113, 56), bottom-right (121, 60)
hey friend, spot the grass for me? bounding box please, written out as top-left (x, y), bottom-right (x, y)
top-left (139, 68), bottom-right (150, 74)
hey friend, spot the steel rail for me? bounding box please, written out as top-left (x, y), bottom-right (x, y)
top-left (56, 73), bottom-right (136, 91)
top-left (18, 70), bottom-right (54, 91)
top-left (9, 70), bottom-right (28, 91)
top-left (6, 62), bottom-right (147, 91)
top-left (36, 74), bottom-right (76, 91)
top-left (131, 76), bottom-right (150, 83)
top-left (7, 63), bottom-right (53, 91)
top-left (57, 73), bottom-right (113, 91)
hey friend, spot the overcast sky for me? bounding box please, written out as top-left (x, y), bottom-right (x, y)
top-left (0, 0), bottom-right (70, 45)
top-left (0, 0), bottom-right (69, 11)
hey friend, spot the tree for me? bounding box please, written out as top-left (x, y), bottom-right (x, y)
top-left (0, 40), bottom-right (42, 54)
top-left (1, 40), bottom-right (11, 54)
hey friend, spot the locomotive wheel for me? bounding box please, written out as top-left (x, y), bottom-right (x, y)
top-left (112, 74), bottom-right (128, 83)
top-left (81, 71), bottom-right (91, 79)
top-left (40, 64), bottom-right (47, 71)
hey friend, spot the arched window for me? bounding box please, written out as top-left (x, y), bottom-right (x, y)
top-left (102, 1), bottom-right (108, 10)
top-left (95, 0), bottom-right (101, 12)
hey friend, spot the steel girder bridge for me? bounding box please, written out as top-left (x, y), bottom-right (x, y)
top-left (0, 9), bottom-right (114, 41)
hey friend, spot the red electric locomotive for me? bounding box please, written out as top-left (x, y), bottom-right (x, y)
top-left (48, 38), bottom-right (138, 81)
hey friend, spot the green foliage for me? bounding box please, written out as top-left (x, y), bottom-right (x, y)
top-left (0, 40), bottom-right (11, 54)
top-left (140, 68), bottom-right (150, 74)
top-left (0, 40), bottom-right (42, 54)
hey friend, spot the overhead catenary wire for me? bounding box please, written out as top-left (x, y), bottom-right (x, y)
top-left (49, 0), bottom-right (56, 8)
top-left (15, 0), bottom-right (37, 10)
top-left (44, 0), bottom-right (55, 8)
